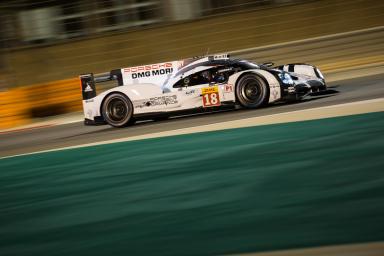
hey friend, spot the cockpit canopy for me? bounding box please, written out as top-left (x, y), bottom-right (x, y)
top-left (162, 56), bottom-right (260, 92)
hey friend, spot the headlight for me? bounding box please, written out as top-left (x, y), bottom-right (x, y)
top-left (278, 72), bottom-right (294, 85)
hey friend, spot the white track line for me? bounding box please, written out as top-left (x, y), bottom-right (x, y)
top-left (1, 98), bottom-right (383, 160)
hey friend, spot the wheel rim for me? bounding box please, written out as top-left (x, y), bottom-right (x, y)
top-left (241, 78), bottom-right (263, 104)
top-left (106, 98), bottom-right (128, 122)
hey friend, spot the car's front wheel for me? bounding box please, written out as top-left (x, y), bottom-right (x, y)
top-left (102, 93), bottom-right (133, 127)
top-left (236, 73), bottom-right (269, 108)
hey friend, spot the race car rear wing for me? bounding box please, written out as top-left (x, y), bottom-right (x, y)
top-left (80, 69), bottom-right (123, 100)
top-left (80, 54), bottom-right (231, 100)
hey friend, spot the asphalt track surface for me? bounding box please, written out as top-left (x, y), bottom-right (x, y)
top-left (1, 73), bottom-right (384, 158)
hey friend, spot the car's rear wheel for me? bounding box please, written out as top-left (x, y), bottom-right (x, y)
top-left (102, 93), bottom-right (133, 127)
top-left (236, 73), bottom-right (269, 108)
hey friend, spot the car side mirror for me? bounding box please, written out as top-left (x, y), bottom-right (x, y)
top-left (262, 62), bottom-right (274, 67)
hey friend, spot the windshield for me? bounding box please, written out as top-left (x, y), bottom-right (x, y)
top-left (238, 60), bottom-right (259, 69)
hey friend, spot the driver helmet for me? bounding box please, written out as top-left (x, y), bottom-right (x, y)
top-left (201, 70), bottom-right (212, 82)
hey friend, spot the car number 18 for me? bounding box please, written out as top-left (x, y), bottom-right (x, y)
top-left (202, 86), bottom-right (221, 107)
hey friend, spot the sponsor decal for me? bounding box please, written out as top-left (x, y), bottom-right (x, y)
top-left (218, 68), bottom-right (233, 73)
top-left (185, 89), bottom-right (195, 95)
top-left (208, 54), bottom-right (229, 61)
top-left (202, 86), bottom-right (220, 107)
top-left (213, 54), bottom-right (229, 60)
top-left (224, 84), bottom-right (233, 93)
top-left (201, 86), bottom-right (219, 94)
top-left (272, 89), bottom-right (279, 99)
top-left (84, 82), bottom-right (93, 92)
top-left (288, 86), bottom-right (295, 93)
top-left (123, 63), bottom-right (173, 73)
top-left (130, 68), bottom-right (173, 79)
top-left (123, 62), bottom-right (174, 80)
top-left (135, 95), bottom-right (178, 108)
top-left (87, 109), bottom-right (93, 118)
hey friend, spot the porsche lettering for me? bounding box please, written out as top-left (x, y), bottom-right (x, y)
top-left (124, 63), bottom-right (173, 73)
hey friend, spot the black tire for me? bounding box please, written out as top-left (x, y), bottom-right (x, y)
top-left (236, 73), bottom-right (269, 108)
top-left (101, 93), bottom-right (133, 127)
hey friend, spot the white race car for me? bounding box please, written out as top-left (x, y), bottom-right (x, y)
top-left (80, 54), bottom-right (326, 127)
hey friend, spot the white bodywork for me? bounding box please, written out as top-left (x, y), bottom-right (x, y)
top-left (82, 55), bottom-right (326, 122)
top-left (82, 69), bottom-right (281, 121)
top-left (281, 64), bottom-right (324, 81)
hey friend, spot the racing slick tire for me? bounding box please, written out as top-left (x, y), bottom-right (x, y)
top-left (101, 93), bottom-right (134, 127)
top-left (236, 73), bottom-right (269, 108)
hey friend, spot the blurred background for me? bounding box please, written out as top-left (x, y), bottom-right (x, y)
top-left (0, 0), bottom-right (383, 128)
top-left (0, 0), bottom-right (309, 87)
top-left (1, 2), bottom-right (384, 256)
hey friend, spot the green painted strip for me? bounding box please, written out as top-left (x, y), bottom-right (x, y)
top-left (1, 112), bottom-right (384, 256)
